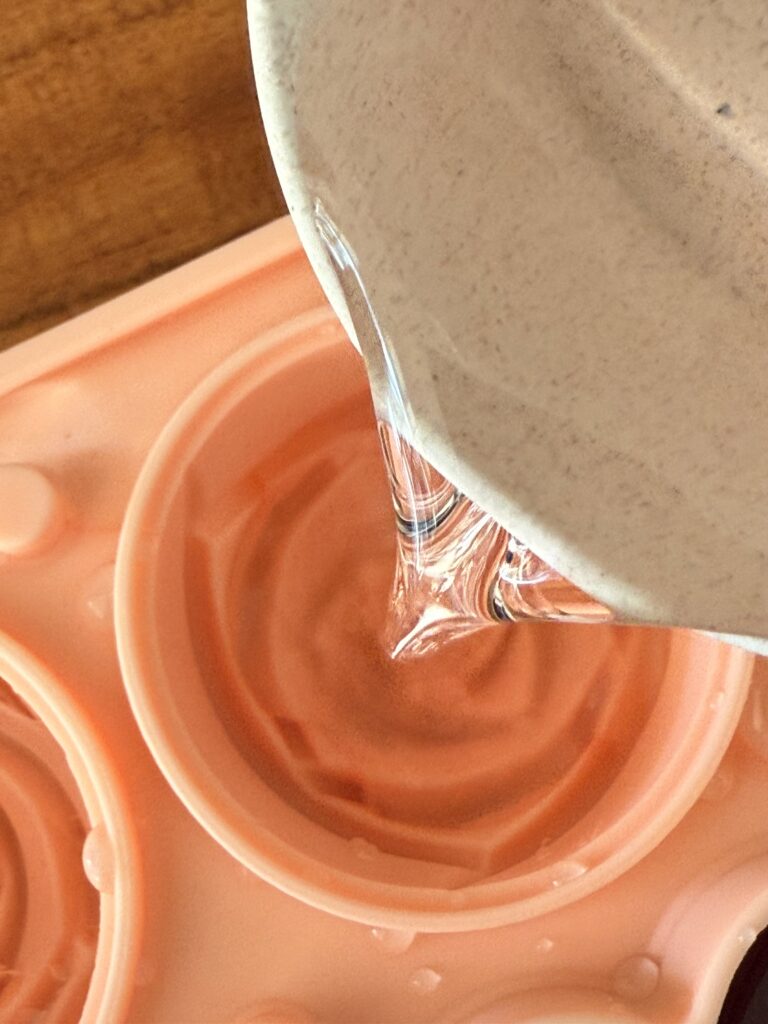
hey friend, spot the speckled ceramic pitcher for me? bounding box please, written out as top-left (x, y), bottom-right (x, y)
top-left (249, 0), bottom-right (768, 655)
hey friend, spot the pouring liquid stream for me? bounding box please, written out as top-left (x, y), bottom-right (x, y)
top-left (315, 203), bottom-right (611, 658)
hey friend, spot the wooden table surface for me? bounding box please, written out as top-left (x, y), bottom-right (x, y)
top-left (0, 0), bottom-right (287, 350)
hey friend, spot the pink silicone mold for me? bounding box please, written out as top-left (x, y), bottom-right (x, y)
top-left (0, 216), bottom-right (765, 1022)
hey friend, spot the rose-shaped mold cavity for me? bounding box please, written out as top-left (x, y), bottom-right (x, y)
top-left (0, 639), bottom-right (139, 1023)
top-left (116, 311), bottom-right (752, 932)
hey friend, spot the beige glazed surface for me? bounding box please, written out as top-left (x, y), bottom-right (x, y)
top-left (250, 0), bottom-right (768, 654)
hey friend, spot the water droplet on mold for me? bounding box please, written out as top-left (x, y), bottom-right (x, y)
top-left (350, 837), bottom-right (379, 861)
top-left (82, 823), bottom-right (115, 893)
top-left (371, 927), bottom-right (416, 954)
top-left (738, 925), bottom-right (758, 946)
top-left (535, 937), bottom-right (554, 953)
top-left (83, 563), bottom-right (115, 622)
top-left (709, 689), bottom-right (726, 711)
top-left (611, 954), bottom-right (660, 1001)
top-left (409, 967), bottom-right (442, 994)
top-left (550, 860), bottom-right (587, 887)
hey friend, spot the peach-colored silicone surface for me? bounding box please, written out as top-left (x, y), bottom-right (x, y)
top-left (0, 217), bottom-right (766, 1022)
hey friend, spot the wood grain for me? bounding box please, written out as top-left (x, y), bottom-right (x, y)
top-left (0, 0), bottom-right (286, 349)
